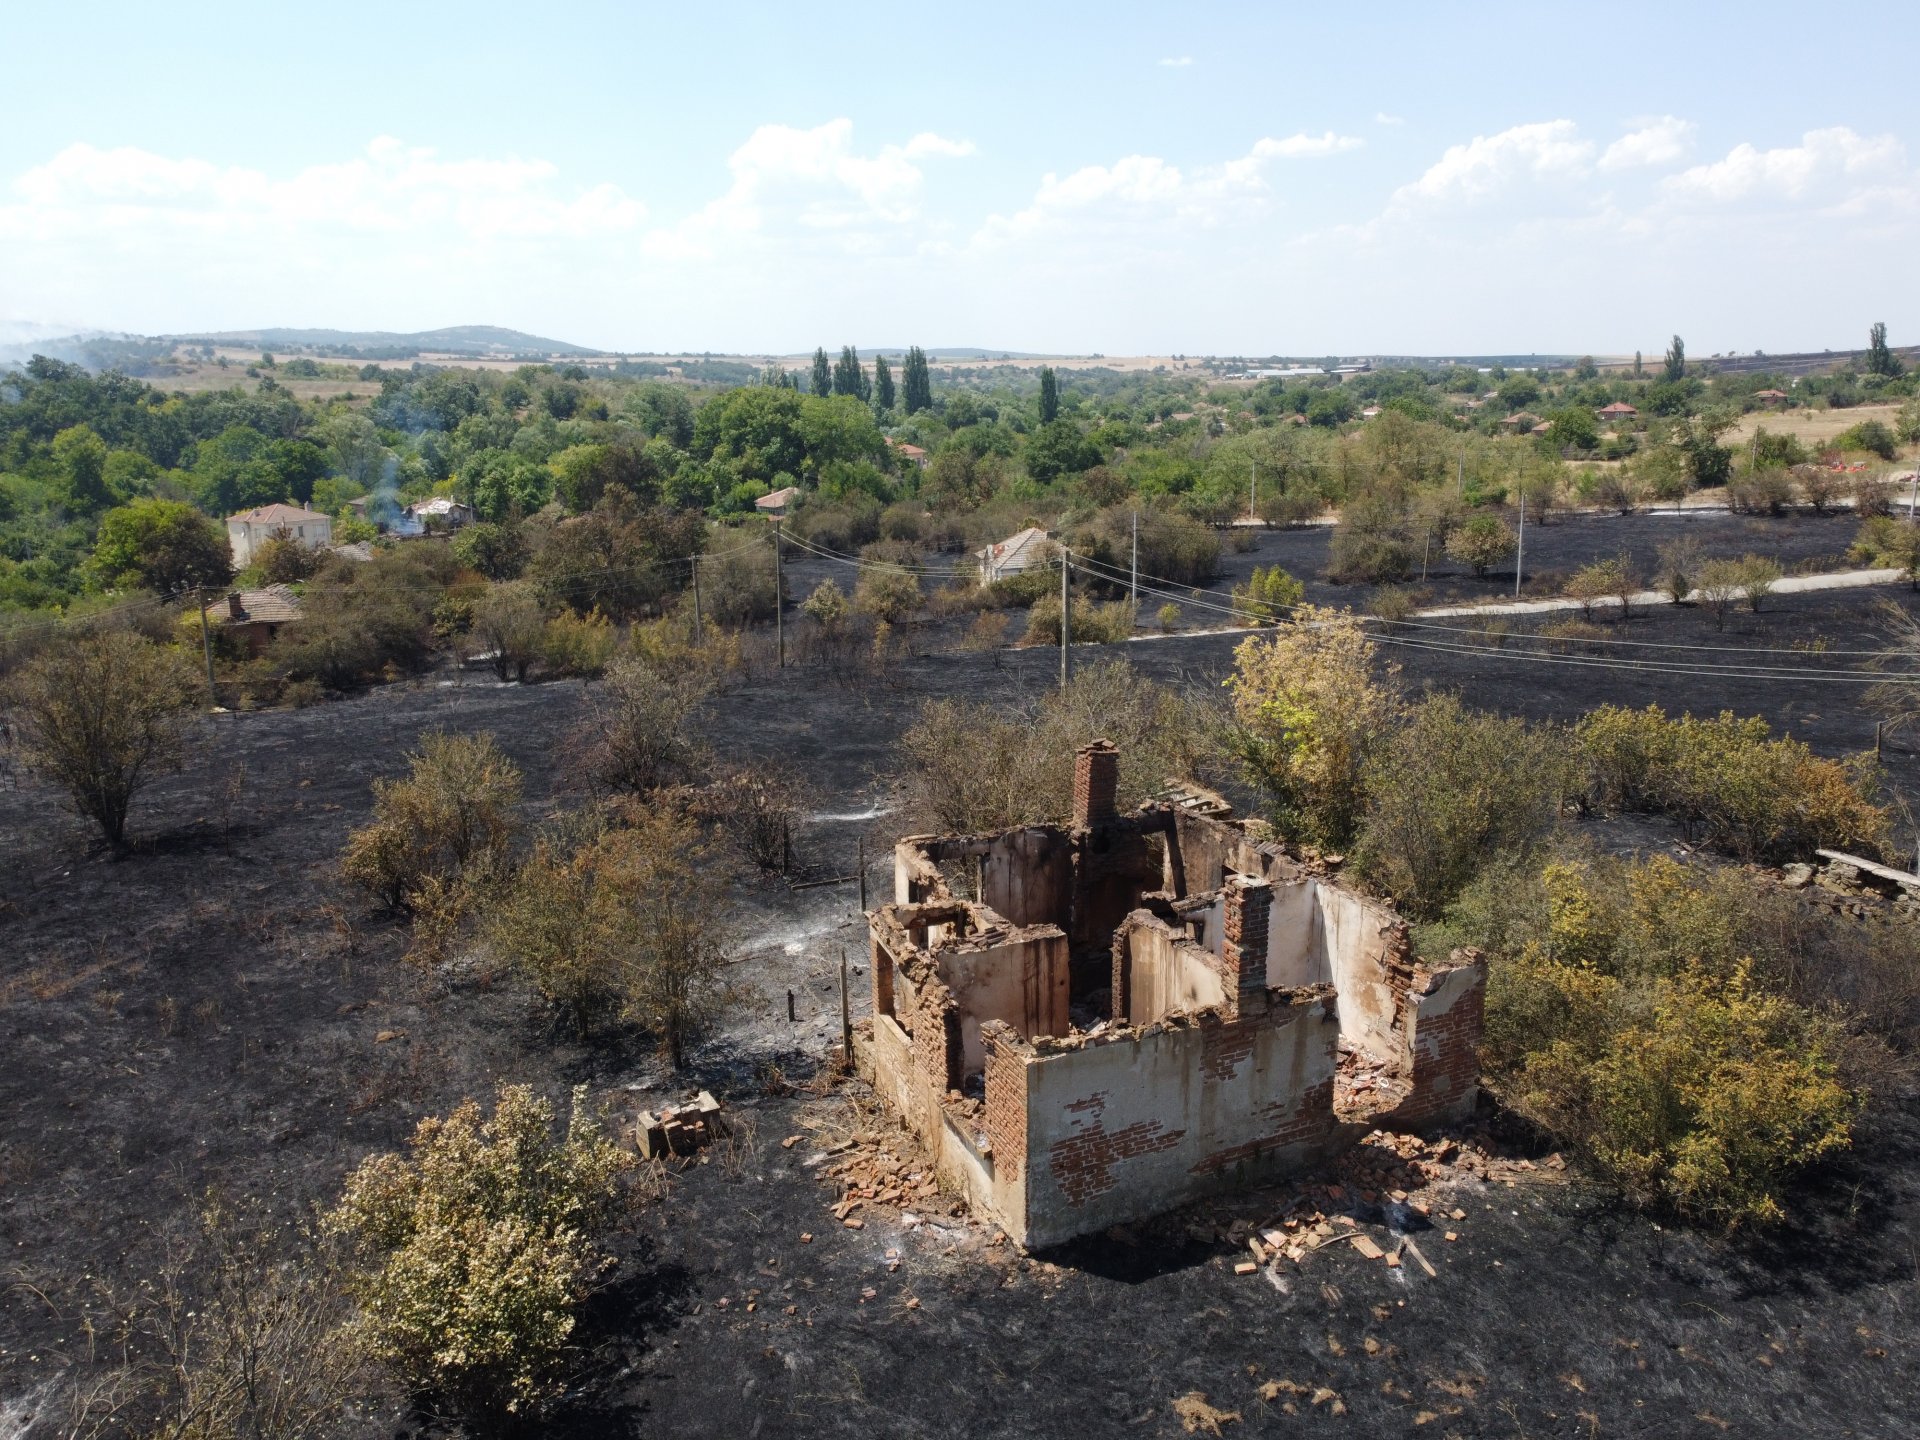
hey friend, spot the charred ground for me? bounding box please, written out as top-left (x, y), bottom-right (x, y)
top-left (3, 518), bottom-right (1919, 1437)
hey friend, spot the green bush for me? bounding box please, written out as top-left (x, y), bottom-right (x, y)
top-left (1576, 704), bottom-right (1889, 862)
top-left (1355, 693), bottom-right (1570, 920)
top-left (1230, 564), bottom-right (1304, 622)
top-left (341, 730), bottom-right (522, 912)
top-left (326, 1084), bottom-right (632, 1421)
top-left (1022, 593), bottom-right (1136, 645)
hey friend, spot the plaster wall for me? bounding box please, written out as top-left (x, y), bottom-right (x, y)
top-left (935, 928), bottom-right (1071, 1072)
top-left (1118, 915), bottom-right (1228, 1026)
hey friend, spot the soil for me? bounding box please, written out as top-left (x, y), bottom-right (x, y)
top-left (4, 520), bottom-right (1920, 1437)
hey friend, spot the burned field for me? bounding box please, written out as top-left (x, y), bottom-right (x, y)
top-left (4, 572), bottom-right (1920, 1437)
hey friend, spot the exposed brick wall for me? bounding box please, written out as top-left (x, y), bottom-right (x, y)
top-left (1221, 874), bottom-right (1271, 1012)
top-left (1189, 1078), bottom-right (1335, 1175)
top-left (909, 978), bottom-right (962, 1098)
top-left (1073, 739), bottom-right (1119, 829)
top-left (1392, 959), bottom-right (1487, 1127)
top-left (1047, 1109), bottom-right (1187, 1206)
top-left (981, 1023), bottom-right (1029, 1183)
top-left (870, 935), bottom-right (895, 1018)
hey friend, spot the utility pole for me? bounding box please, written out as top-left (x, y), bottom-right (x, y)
top-left (1457, 448), bottom-right (1465, 498)
top-left (690, 554), bottom-right (703, 643)
top-left (194, 587), bottom-right (217, 709)
top-left (1130, 510), bottom-right (1138, 606)
top-left (1059, 548), bottom-right (1071, 691)
top-left (1249, 459), bottom-right (1257, 521)
top-left (773, 517), bottom-right (784, 669)
top-left (1513, 490), bottom-right (1526, 599)
top-left (839, 947), bottom-right (854, 1074)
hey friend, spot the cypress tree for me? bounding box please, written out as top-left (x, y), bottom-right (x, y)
top-left (1663, 335), bottom-right (1685, 382)
top-left (1038, 365), bottom-right (1059, 424)
top-left (810, 347), bottom-right (831, 397)
top-left (873, 353), bottom-right (895, 410)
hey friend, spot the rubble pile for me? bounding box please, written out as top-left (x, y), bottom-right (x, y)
top-left (812, 1128), bottom-right (951, 1229)
top-left (1778, 851), bottom-right (1920, 922)
top-left (636, 1090), bottom-right (727, 1159)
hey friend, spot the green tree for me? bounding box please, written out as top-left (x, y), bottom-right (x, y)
top-left (901, 346), bottom-right (933, 414)
top-left (1866, 321), bottom-right (1904, 378)
top-left (810, 347), bottom-right (832, 398)
top-left (1038, 366), bottom-right (1059, 424)
top-left (872, 352), bottom-right (895, 410)
top-left (53, 423), bottom-right (115, 515)
top-left (90, 498), bottom-right (233, 594)
top-left (452, 521), bottom-right (531, 581)
top-left (1445, 513), bottom-right (1518, 578)
top-left (1664, 334), bottom-right (1686, 382)
top-left (832, 345), bottom-right (870, 401)
top-left (1231, 564), bottom-right (1304, 622)
top-left (1024, 420), bottom-right (1102, 483)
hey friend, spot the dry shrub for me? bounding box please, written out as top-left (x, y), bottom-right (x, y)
top-left (702, 763), bottom-right (808, 872)
top-left (541, 607), bottom-right (617, 678)
top-left (1020, 593), bottom-right (1136, 646)
top-left (6, 628), bottom-right (197, 848)
top-left (564, 655), bottom-right (710, 797)
top-left (341, 730), bottom-right (522, 912)
top-left (1576, 703), bottom-right (1889, 863)
top-left (896, 659), bottom-right (1222, 832)
top-left (326, 1084), bottom-right (632, 1424)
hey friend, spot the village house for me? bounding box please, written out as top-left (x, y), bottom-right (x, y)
top-left (1753, 389), bottom-right (1789, 406)
top-left (404, 496), bottom-right (477, 531)
top-left (1597, 401), bottom-right (1638, 424)
top-left (201, 585), bottom-right (303, 658)
top-left (889, 439), bottom-right (931, 469)
top-left (226, 503), bottom-right (332, 567)
top-left (975, 526), bottom-right (1053, 586)
top-left (755, 485), bottom-right (800, 518)
top-left (857, 741), bottom-right (1486, 1248)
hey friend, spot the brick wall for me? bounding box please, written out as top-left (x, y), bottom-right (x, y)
top-left (1391, 955), bottom-right (1487, 1127)
top-left (1073, 739), bottom-right (1119, 829)
top-left (1221, 874), bottom-right (1271, 1014)
top-left (981, 1022), bottom-right (1029, 1183)
top-left (909, 977), bottom-right (962, 1099)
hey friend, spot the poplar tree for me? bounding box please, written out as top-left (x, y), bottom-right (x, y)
top-left (873, 353), bottom-right (895, 410)
top-left (1663, 335), bottom-right (1685, 382)
top-left (1038, 366), bottom-right (1059, 424)
top-left (810, 347), bottom-right (831, 397)
top-left (833, 345), bottom-right (870, 400)
top-left (902, 346), bottom-right (933, 414)
top-left (1867, 321), bottom-right (1904, 378)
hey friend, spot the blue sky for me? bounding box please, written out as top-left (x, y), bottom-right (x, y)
top-left (2, 0), bottom-right (1916, 356)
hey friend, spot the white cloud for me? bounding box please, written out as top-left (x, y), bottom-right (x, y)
top-left (644, 118), bottom-right (973, 258)
top-left (1388, 120), bottom-right (1594, 210)
top-left (1663, 125), bottom-right (1907, 203)
top-left (1375, 112), bottom-right (1405, 127)
top-left (1, 136), bottom-right (644, 241)
top-left (976, 131), bottom-right (1364, 250)
top-left (1598, 116), bottom-right (1695, 171)
top-left (1158, 56), bottom-right (1194, 68)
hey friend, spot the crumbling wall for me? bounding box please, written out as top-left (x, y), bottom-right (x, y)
top-left (935, 926), bottom-right (1071, 1071)
top-left (1009, 990), bottom-right (1339, 1248)
top-left (1112, 911), bottom-right (1227, 1025)
top-left (1315, 885), bottom-right (1413, 1066)
top-left (1381, 952), bottom-right (1487, 1128)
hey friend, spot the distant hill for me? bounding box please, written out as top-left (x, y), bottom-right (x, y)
top-left (169, 325), bottom-right (598, 358)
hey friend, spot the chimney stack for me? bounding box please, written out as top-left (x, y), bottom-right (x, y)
top-left (1221, 874), bottom-right (1272, 1013)
top-left (1073, 739), bottom-right (1119, 829)
top-left (227, 592), bottom-right (245, 620)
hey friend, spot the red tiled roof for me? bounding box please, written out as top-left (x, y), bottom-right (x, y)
top-left (206, 584), bottom-right (303, 626)
top-left (228, 503), bottom-right (328, 525)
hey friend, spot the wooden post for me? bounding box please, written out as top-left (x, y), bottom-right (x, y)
top-left (691, 554), bottom-right (703, 643)
top-left (1877, 720), bottom-right (1886, 757)
top-left (787, 988), bottom-right (796, 1022)
top-left (839, 947), bottom-right (853, 1074)
top-left (857, 835), bottom-right (867, 912)
top-left (774, 517), bottom-right (784, 669)
top-left (196, 587), bottom-right (218, 710)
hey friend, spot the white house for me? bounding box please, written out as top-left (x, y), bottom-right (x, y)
top-left (226, 503), bottom-right (333, 567)
top-left (975, 526), bottom-right (1053, 586)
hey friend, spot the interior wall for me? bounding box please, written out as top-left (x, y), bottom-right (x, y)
top-left (981, 827), bottom-right (1073, 929)
top-left (1315, 885), bottom-right (1405, 1064)
top-left (936, 930), bottom-right (1071, 1074)
top-left (1119, 917), bottom-right (1227, 1026)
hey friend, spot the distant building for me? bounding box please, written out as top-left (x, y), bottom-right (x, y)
top-left (1753, 389), bottom-right (1788, 405)
top-left (889, 439), bottom-right (930, 469)
top-left (226, 503), bottom-right (332, 567)
top-left (404, 496), bottom-right (477, 531)
top-left (755, 486), bottom-right (800, 518)
top-left (1597, 401), bottom-right (1638, 422)
top-left (975, 526), bottom-right (1053, 586)
top-left (202, 585), bottom-right (302, 658)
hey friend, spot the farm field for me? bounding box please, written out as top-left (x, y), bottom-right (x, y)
top-left (3, 566), bottom-right (1918, 1437)
top-left (1721, 401), bottom-right (1905, 451)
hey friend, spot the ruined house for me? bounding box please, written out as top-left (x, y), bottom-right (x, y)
top-left (857, 740), bottom-right (1486, 1249)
